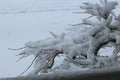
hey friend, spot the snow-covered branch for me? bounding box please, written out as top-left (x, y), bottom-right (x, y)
top-left (10, 0), bottom-right (120, 76)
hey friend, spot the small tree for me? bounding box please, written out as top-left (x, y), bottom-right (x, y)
top-left (10, 0), bottom-right (120, 76)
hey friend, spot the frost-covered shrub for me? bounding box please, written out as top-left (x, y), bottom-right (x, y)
top-left (10, 0), bottom-right (120, 76)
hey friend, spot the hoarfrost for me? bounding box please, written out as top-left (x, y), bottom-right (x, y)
top-left (10, 0), bottom-right (120, 76)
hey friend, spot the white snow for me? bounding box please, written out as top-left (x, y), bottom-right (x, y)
top-left (0, 0), bottom-right (120, 78)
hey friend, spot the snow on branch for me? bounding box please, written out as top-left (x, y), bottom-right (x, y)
top-left (10, 0), bottom-right (120, 76)
top-left (80, 0), bottom-right (118, 20)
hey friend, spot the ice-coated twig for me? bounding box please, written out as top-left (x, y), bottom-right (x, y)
top-left (18, 53), bottom-right (39, 76)
top-left (16, 55), bottom-right (28, 62)
top-left (8, 47), bottom-right (26, 50)
top-left (50, 31), bottom-right (57, 38)
top-left (68, 23), bottom-right (83, 26)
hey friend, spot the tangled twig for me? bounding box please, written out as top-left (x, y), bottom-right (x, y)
top-left (18, 53), bottom-right (39, 76)
top-left (8, 47), bottom-right (26, 50)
